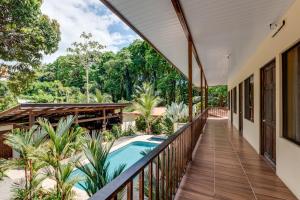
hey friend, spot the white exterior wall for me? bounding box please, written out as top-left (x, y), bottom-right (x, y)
top-left (228, 1), bottom-right (300, 198)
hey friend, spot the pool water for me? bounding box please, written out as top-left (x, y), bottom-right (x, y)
top-left (72, 141), bottom-right (158, 189)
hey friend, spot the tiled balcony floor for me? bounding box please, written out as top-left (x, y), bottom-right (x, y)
top-left (175, 118), bottom-right (297, 200)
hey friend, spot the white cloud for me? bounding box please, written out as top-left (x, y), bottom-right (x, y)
top-left (41, 0), bottom-right (139, 63)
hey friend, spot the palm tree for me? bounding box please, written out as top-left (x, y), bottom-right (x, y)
top-left (4, 126), bottom-right (48, 199)
top-left (37, 116), bottom-right (85, 200)
top-left (76, 132), bottom-right (126, 197)
top-left (94, 89), bottom-right (112, 103)
top-left (134, 83), bottom-right (160, 134)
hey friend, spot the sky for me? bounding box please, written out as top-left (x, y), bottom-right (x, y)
top-left (41, 0), bottom-right (139, 63)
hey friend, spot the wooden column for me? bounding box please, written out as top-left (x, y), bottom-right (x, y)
top-left (200, 70), bottom-right (203, 113)
top-left (75, 110), bottom-right (79, 125)
top-left (120, 108), bottom-right (123, 124)
top-left (205, 80), bottom-right (208, 110)
top-left (29, 112), bottom-right (35, 128)
top-left (103, 109), bottom-right (106, 130)
top-left (188, 39), bottom-right (193, 122)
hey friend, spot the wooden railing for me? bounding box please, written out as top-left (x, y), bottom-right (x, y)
top-left (90, 109), bottom-right (208, 200)
top-left (208, 107), bottom-right (228, 118)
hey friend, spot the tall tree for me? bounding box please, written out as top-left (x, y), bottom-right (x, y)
top-left (67, 32), bottom-right (104, 103)
top-left (0, 0), bottom-right (60, 91)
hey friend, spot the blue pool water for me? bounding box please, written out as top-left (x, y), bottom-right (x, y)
top-left (73, 141), bottom-right (158, 189)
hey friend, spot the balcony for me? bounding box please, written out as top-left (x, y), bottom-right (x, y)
top-left (90, 109), bottom-right (296, 200)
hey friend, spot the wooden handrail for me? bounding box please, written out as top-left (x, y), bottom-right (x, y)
top-left (90, 109), bottom-right (208, 200)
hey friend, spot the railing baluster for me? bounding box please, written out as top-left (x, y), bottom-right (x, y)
top-left (162, 151), bottom-right (165, 200)
top-left (166, 147), bottom-right (169, 200)
top-left (127, 180), bottom-right (133, 200)
top-left (156, 155), bottom-right (160, 200)
top-left (89, 109), bottom-right (208, 200)
top-left (149, 161), bottom-right (153, 200)
top-left (139, 170), bottom-right (144, 200)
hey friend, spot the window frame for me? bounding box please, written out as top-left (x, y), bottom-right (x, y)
top-left (244, 75), bottom-right (254, 122)
top-left (282, 40), bottom-right (300, 146)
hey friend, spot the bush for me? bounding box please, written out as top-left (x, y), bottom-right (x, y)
top-left (135, 116), bottom-right (146, 132)
top-left (151, 118), bottom-right (163, 135)
top-left (161, 117), bottom-right (174, 136)
top-left (102, 130), bottom-right (115, 142)
top-left (111, 125), bottom-right (122, 139)
top-left (122, 125), bottom-right (135, 137)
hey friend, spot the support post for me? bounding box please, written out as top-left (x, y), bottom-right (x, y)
top-left (29, 112), bottom-right (35, 128)
top-left (75, 110), bottom-right (79, 125)
top-left (103, 109), bottom-right (106, 130)
top-left (200, 70), bottom-right (203, 113)
top-left (188, 39), bottom-right (193, 123)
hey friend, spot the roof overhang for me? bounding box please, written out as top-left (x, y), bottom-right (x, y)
top-left (101, 0), bottom-right (294, 86)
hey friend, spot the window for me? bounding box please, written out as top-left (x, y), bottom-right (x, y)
top-left (244, 75), bottom-right (254, 121)
top-left (282, 41), bottom-right (300, 145)
top-left (233, 87), bottom-right (237, 113)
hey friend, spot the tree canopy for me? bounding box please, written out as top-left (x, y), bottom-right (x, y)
top-left (0, 0), bottom-right (61, 89)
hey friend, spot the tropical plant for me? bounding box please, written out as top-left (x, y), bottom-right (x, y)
top-left (94, 89), bottom-right (112, 103)
top-left (76, 133), bottom-right (126, 197)
top-left (4, 126), bottom-right (48, 199)
top-left (161, 117), bottom-right (174, 136)
top-left (36, 116), bottom-right (85, 200)
top-left (165, 102), bottom-right (188, 123)
top-left (133, 83), bottom-right (161, 134)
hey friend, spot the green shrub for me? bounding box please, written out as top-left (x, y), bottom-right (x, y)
top-left (161, 117), bottom-right (174, 136)
top-left (135, 116), bottom-right (146, 132)
top-left (102, 130), bottom-right (115, 142)
top-left (122, 125), bottom-right (135, 136)
top-left (151, 118), bottom-right (162, 135)
top-left (111, 125), bottom-right (122, 139)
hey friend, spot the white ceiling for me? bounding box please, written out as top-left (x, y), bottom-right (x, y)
top-left (107, 0), bottom-right (294, 86)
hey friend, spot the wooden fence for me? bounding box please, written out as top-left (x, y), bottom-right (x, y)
top-left (208, 107), bottom-right (228, 118)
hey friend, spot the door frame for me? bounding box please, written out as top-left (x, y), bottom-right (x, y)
top-left (230, 90), bottom-right (233, 124)
top-left (260, 58), bottom-right (276, 167)
top-left (238, 82), bottom-right (243, 135)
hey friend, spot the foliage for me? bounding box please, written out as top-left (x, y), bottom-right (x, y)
top-left (0, 37), bottom-right (204, 110)
top-left (110, 125), bottom-right (123, 139)
top-left (4, 126), bottom-right (48, 199)
top-left (93, 89), bottom-right (112, 103)
top-left (0, 0), bottom-right (60, 89)
top-left (36, 116), bottom-right (86, 200)
top-left (160, 117), bottom-right (174, 136)
top-left (76, 133), bottom-right (126, 197)
top-left (208, 85), bottom-right (228, 107)
top-left (0, 81), bottom-right (18, 110)
top-left (135, 116), bottom-right (146, 132)
top-left (150, 117), bottom-right (163, 135)
top-left (67, 32), bottom-right (104, 103)
top-left (122, 125), bottom-right (135, 137)
top-left (133, 83), bottom-right (161, 134)
top-left (165, 102), bottom-right (188, 123)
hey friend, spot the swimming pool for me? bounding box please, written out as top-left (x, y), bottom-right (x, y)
top-left (72, 141), bottom-right (158, 189)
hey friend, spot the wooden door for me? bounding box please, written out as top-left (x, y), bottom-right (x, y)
top-left (239, 82), bottom-right (243, 135)
top-left (261, 60), bottom-right (276, 165)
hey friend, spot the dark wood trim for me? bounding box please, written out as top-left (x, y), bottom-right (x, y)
top-left (171, 0), bottom-right (204, 72)
top-left (260, 58), bottom-right (276, 166)
top-left (188, 40), bottom-right (193, 122)
top-left (282, 41), bottom-right (300, 146)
